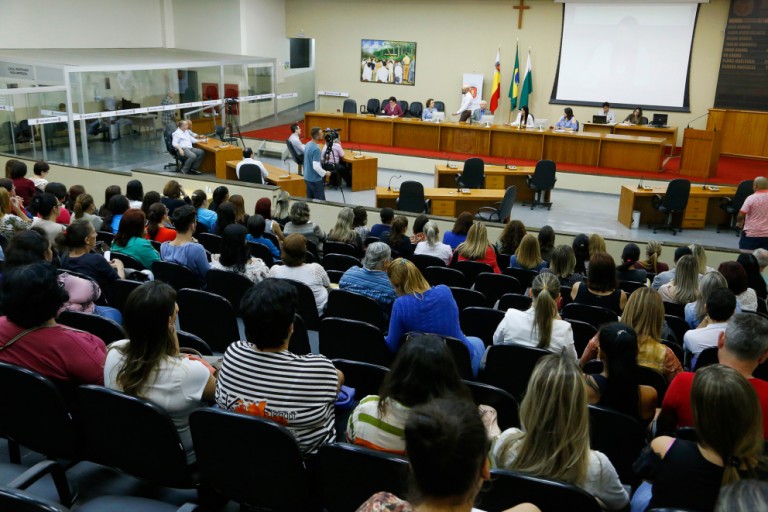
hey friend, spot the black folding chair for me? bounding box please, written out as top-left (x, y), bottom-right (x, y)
top-left (196, 233), bottom-right (222, 254)
top-left (325, 289), bottom-right (387, 332)
top-left (482, 345), bottom-right (549, 400)
top-left (332, 359), bottom-right (390, 400)
top-left (503, 267), bottom-right (539, 290)
top-left (57, 310), bottom-right (126, 344)
top-left (281, 278), bottom-right (321, 330)
top-left (460, 307), bottom-right (505, 347)
top-left (177, 288), bottom-right (240, 353)
top-left (481, 469), bottom-right (602, 512)
top-left (110, 252), bottom-right (145, 270)
top-left (205, 269), bottom-right (254, 312)
top-left (449, 286), bottom-right (488, 311)
top-left (152, 261), bottom-right (202, 291)
top-left (452, 260), bottom-right (493, 286)
top-left (475, 273), bottom-right (523, 307)
top-left (561, 303), bottom-right (618, 330)
top-left (498, 293), bottom-right (533, 312)
top-left (423, 266), bottom-right (469, 288)
top-left (411, 254), bottom-right (446, 273)
top-left (588, 405), bottom-right (646, 488)
top-left (319, 318), bottom-right (392, 367)
top-left (465, 380), bottom-right (520, 431)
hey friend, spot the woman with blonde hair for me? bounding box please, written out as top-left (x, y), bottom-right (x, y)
top-left (456, 222), bottom-right (500, 273)
top-left (685, 271), bottom-right (730, 328)
top-left (493, 272), bottom-right (576, 359)
top-left (543, 245), bottom-right (584, 287)
top-left (632, 365), bottom-right (766, 511)
top-left (0, 187), bottom-right (31, 240)
top-left (492, 355), bottom-right (629, 511)
top-left (690, 243), bottom-right (714, 274)
top-left (71, 193), bottom-right (103, 232)
top-left (634, 240), bottom-right (669, 274)
top-left (272, 189), bottom-right (291, 227)
top-left (385, 258), bottom-right (485, 377)
top-left (658, 254), bottom-right (699, 305)
top-left (414, 221), bottom-right (452, 265)
top-left (588, 233), bottom-right (606, 256)
top-left (327, 207), bottom-right (362, 249)
top-left (509, 233), bottom-right (547, 272)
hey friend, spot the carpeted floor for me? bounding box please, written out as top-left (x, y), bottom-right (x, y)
top-left (242, 121), bottom-right (768, 186)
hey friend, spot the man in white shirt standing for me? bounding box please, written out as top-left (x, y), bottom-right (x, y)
top-left (455, 84), bottom-right (474, 123)
top-left (171, 120), bottom-right (204, 175)
top-left (236, 147), bottom-right (269, 181)
top-left (596, 101), bottom-right (616, 124)
top-left (683, 288), bottom-right (736, 368)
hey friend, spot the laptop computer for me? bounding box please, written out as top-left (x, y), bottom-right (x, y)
top-left (592, 115), bottom-right (607, 124)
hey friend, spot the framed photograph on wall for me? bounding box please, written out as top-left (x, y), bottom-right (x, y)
top-left (361, 39), bottom-right (416, 86)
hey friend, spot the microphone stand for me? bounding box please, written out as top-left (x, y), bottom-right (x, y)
top-left (687, 112), bottom-right (710, 129)
top-left (388, 175), bottom-right (402, 191)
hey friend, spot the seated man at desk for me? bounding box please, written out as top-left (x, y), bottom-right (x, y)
top-left (471, 101), bottom-right (492, 122)
top-left (554, 107), bottom-right (578, 130)
top-left (236, 147), bottom-right (269, 181)
top-left (171, 120), bottom-right (205, 175)
top-left (288, 123), bottom-right (305, 159)
top-left (596, 101), bottom-right (616, 123)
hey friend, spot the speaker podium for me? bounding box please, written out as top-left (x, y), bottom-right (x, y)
top-left (679, 128), bottom-right (721, 178)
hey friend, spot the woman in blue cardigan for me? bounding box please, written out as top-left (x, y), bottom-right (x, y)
top-left (385, 258), bottom-right (484, 377)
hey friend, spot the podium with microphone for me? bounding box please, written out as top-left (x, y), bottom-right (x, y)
top-left (680, 111), bottom-right (721, 178)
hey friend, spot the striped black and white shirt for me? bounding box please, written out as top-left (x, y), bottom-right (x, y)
top-left (215, 341), bottom-right (339, 454)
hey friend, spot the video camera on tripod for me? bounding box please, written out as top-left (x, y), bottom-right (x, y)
top-left (323, 127), bottom-right (340, 145)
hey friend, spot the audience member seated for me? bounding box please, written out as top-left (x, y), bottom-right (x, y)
top-left (456, 222), bottom-right (500, 273)
top-left (31, 160), bottom-right (50, 191)
top-left (65, 185), bottom-right (84, 214)
top-left (111, 209), bottom-right (161, 270)
top-left (352, 205), bottom-right (369, 240)
top-left (146, 203), bottom-right (176, 243)
top-left (410, 214), bottom-right (429, 245)
top-left (495, 219), bottom-right (526, 256)
top-left (215, 279), bottom-right (342, 455)
top-left (8, 160), bottom-right (36, 207)
top-left (71, 193), bottom-right (103, 232)
top-left (104, 281), bottom-right (216, 464)
top-left (585, 323), bottom-right (657, 426)
top-left (588, 234), bottom-right (606, 257)
top-left (509, 234), bottom-right (547, 272)
top-left (59, 220), bottom-right (125, 298)
top-left (537, 225), bottom-right (555, 263)
top-left (369, 207), bottom-right (394, 239)
top-left (616, 243), bottom-right (647, 283)
top-left (719, 261), bottom-right (758, 312)
top-left (634, 240), bottom-right (669, 274)
top-left (658, 313), bottom-right (768, 438)
top-left (44, 182), bottom-right (71, 225)
top-left (0, 262), bottom-right (106, 384)
top-left (359, 399), bottom-right (540, 512)
top-left (339, 242), bottom-right (396, 315)
top-left (572, 233), bottom-right (590, 274)
top-left (229, 194), bottom-right (249, 227)
top-left (190, 189), bottom-right (218, 233)
top-left (207, 186), bottom-right (229, 215)
top-left (414, 221), bottom-right (453, 265)
top-left (255, 196), bottom-right (285, 242)
top-left (491, 354), bottom-right (629, 511)
top-left (103, 194), bottom-right (130, 234)
top-left (268, 234), bottom-right (331, 315)
top-left (684, 288), bottom-right (737, 368)
top-left (327, 207), bottom-right (363, 250)
top-left (492, 273), bottom-right (576, 359)
top-left (652, 246), bottom-right (693, 290)
top-left (160, 205), bottom-right (210, 285)
top-left (632, 365), bottom-right (764, 512)
top-left (161, 180), bottom-right (190, 216)
top-left (0, 187), bottom-right (31, 240)
top-left (30, 193), bottom-right (65, 245)
top-left (685, 271), bottom-right (731, 329)
top-left (571, 252), bottom-right (627, 316)
top-left (125, 179), bottom-right (144, 209)
top-left (98, 184), bottom-right (121, 218)
top-left (387, 216), bottom-right (414, 259)
top-left (737, 253), bottom-right (768, 302)
top-left (211, 224), bottom-right (269, 284)
top-left (347, 334), bottom-right (472, 454)
top-left (140, 190), bottom-right (161, 216)
top-left (283, 201), bottom-right (326, 252)
top-left (540, 244), bottom-right (584, 287)
top-left (271, 190), bottom-right (291, 228)
top-left (690, 243), bottom-right (715, 275)
top-left (715, 480), bottom-right (768, 512)
top-left (246, 215), bottom-right (280, 260)
top-left (385, 258), bottom-right (485, 377)
top-left (443, 211), bottom-right (474, 250)
top-left (214, 202), bottom-right (236, 236)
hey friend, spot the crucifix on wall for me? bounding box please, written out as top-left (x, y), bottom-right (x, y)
top-left (513, 0), bottom-right (530, 29)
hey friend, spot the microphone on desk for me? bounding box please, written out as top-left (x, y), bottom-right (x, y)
top-left (504, 157), bottom-right (514, 170)
top-left (702, 177), bottom-right (708, 190)
top-left (388, 174), bottom-right (402, 191)
top-left (687, 112), bottom-right (710, 129)
top-left (638, 176), bottom-right (644, 190)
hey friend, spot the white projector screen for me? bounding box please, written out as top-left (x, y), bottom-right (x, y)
top-left (551, 3), bottom-right (698, 111)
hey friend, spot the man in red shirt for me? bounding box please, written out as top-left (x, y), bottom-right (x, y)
top-left (738, 176), bottom-right (768, 251)
top-left (658, 313), bottom-right (768, 438)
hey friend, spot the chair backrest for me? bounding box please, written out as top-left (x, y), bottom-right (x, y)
top-left (459, 158), bottom-right (485, 189)
top-left (434, 100), bottom-right (445, 112)
top-left (564, 318), bottom-right (598, 357)
top-left (315, 443), bottom-right (408, 512)
top-left (326, 289), bottom-right (387, 331)
top-left (561, 303), bottom-right (617, 330)
top-left (323, 253), bottom-right (361, 273)
top-left (366, 98), bottom-right (380, 114)
top-left (196, 232), bottom-right (222, 254)
top-left (449, 286), bottom-right (488, 311)
top-left (246, 241), bottom-right (274, 267)
top-left (452, 260), bottom-right (493, 285)
top-left (96, 230), bottom-right (115, 245)
top-left (164, 132), bottom-right (176, 157)
top-left (424, 266), bottom-right (469, 288)
top-left (288, 314), bottom-right (311, 355)
top-left (637, 365), bottom-right (668, 402)
top-left (398, 100), bottom-right (408, 114)
top-left (380, 99), bottom-right (390, 113)
top-left (618, 279), bottom-right (646, 294)
top-left (152, 260), bottom-right (202, 290)
top-left (177, 288), bottom-right (241, 353)
top-left (475, 272), bottom-right (523, 307)
top-left (588, 405), bottom-right (646, 487)
top-left (109, 279), bottom-right (143, 313)
top-left (411, 254), bottom-right (447, 273)
top-left (331, 359), bottom-right (389, 398)
top-left (205, 269), bottom-right (254, 312)
top-left (285, 137), bottom-right (302, 165)
top-left (0, 363), bottom-right (78, 461)
top-left (324, 241), bottom-right (359, 258)
top-left (465, 380), bottom-right (520, 431)
top-left (444, 336), bottom-right (474, 380)
top-left (177, 329), bottom-right (214, 355)
top-left (408, 101), bottom-right (423, 118)
top-left (342, 98), bottom-right (357, 114)
top-left (532, 160), bottom-right (557, 189)
top-left (498, 185), bottom-right (517, 223)
top-left (482, 344), bottom-right (549, 399)
top-left (503, 267), bottom-right (539, 290)
top-left (664, 314), bottom-right (690, 346)
top-left (109, 252), bottom-right (144, 270)
top-left (460, 307), bottom-right (505, 348)
top-left (727, 179), bottom-right (754, 212)
top-left (661, 179), bottom-right (692, 212)
top-left (327, 269), bottom-right (344, 284)
top-left (663, 300), bottom-right (686, 319)
top-left (319, 317), bottom-right (392, 366)
top-left (497, 292), bottom-right (533, 312)
top-left (57, 310), bottom-right (125, 344)
top-left (189, 408), bottom-right (314, 510)
top-left (0, 487), bottom-right (69, 512)
top-left (77, 385), bottom-right (193, 488)
top-left (281, 278), bottom-right (321, 330)
top-left (238, 163), bottom-right (264, 184)
top-left (397, 181), bottom-right (427, 213)
top-left (481, 469), bottom-right (602, 512)
top-left (662, 339), bottom-right (685, 365)
top-left (694, 346), bottom-right (719, 371)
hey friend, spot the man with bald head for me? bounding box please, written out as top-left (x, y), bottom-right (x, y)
top-left (471, 100), bottom-right (492, 122)
top-left (455, 84), bottom-right (474, 123)
top-left (738, 176), bottom-right (768, 251)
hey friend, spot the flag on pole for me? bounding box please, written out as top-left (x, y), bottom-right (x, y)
top-left (490, 49), bottom-right (501, 113)
top-left (519, 50), bottom-right (533, 108)
top-left (508, 43), bottom-right (520, 111)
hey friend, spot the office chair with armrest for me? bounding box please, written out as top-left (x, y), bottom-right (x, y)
top-left (434, 101), bottom-right (445, 112)
top-left (408, 101), bottom-right (423, 118)
top-left (396, 181), bottom-right (431, 213)
top-left (640, 116), bottom-right (649, 125)
top-left (651, 178), bottom-right (691, 235)
top-left (214, 125), bottom-right (238, 145)
top-left (398, 101), bottom-right (408, 116)
top-left (717, 179), bottom-right (753, 234)
top-left (342, 99), bottom-right (357, 113)
top-left (456, 158), bottom-right (485, 189)
top-left (523, 160), bottom-right (557, 210)
top-left (365, 98), bottom-right (380, 114)
top-left (380, 99), bottom-right (390, 113)
top-left (163, 132), bottom-right (186, 172)
top-left (476, 186), bottom-right (516, 223)
top-left (285, 137), bottom-right (303, 175)
top-left (237, 163), bottom-right (264, 184)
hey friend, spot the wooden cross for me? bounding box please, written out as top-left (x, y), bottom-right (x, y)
top-left (513, 0), bottom-right (530, 29)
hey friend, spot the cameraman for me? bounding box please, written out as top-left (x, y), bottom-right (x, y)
top-left (322, 132), bottom-right (350, 188)
top-left (303, 126), bottom-right (328, 200)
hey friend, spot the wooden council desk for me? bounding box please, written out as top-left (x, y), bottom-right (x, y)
top-left (225, 160), bottom-right (306, 197)
top-left (341, 154), bottom-right (378, 191)
top-left (433, 164), bottom-right (537, 202)
top-left (195, 139), bottom-right (242, 179)
top-left (305, 112), bottom-right (665, 172)
top-left (618, 185), bottom-right (736, 229)
top-left (376, 186), bottom-right (505, 217)
top-left (583, 123), bottom-right (679, 147)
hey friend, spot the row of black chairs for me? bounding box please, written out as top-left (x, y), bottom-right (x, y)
top-left (347, 98), bottom-right (446, 118)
